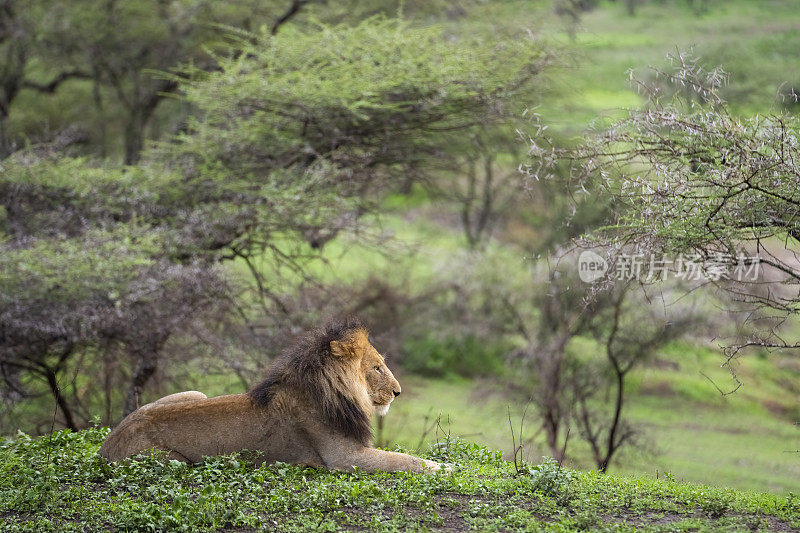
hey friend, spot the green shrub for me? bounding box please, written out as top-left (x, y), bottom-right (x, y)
top-left (520, 457), bottom-right (575, 497)
top-left (425, 436), bottom-right (505, 466)
top-left (401, 334), bottom-right (506, 378)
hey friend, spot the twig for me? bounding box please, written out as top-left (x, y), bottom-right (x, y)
top-left (558, 427), bottom-right (570, 468)
top-left (518, 398), bottom-right (532, 464)
top-left (508, 406), bottom-right (527, 475)
top-left (700, 371), bottom-right (741, 396)
top-left (46, 375), bottom-right (60, 467)
top-left (415, 408), bottom-right (437, 451)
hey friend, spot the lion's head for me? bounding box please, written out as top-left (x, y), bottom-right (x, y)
top-left (336, 327), bottom-right (401, 417)
top-left (248, 316), bottom-right (400, 446)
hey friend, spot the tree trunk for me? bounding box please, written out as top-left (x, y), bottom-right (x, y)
top-left (123, 108), bottom-right (146, 165)
top-left (537, 332), bottom-right (571, 461)
top-left (599, 367), bottom-right (626, 473)
top-left (123, 342), bottom-right (163, 416)
top-left (543, 411), bottom-right (564, 462)
top-left (0, 111), bottom-right (9, 159)
top-left (44, 368), bottom-right (78, 430)
top-left (122, 81), bottom-right (176, 164)
top-left (92, 70), bottom-right (107, 158)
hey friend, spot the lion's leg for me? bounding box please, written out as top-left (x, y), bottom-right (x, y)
top-left (348, 448), bottom-right (442, 473)
top-left (318, 439), bottom-right (442, 473)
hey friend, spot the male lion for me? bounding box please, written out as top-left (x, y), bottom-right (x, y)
top-left (98, 317), bottom-right (443, 473)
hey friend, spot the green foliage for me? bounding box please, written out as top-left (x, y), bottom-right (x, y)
top-left (1, 428), bottom-right (797, 531)
top-left (606, 106), bottom-right (800, 254)
top-left (0, 153), bottom-right (233, 429)
top-left (425, 435), bottom-right (505, 466)
top-left (1, 6), bottom-right (546, 431)
top-left (519, 457), bottom-right (576, 497)
top-left (163, 16), bottom-right (545, 182)
top-left (559, 53), bottom-right (800, 337)
top-left (696, 490), bottom-right (734, 518)
top-left (401, 334), bottom-right (507, 378)
top-left (9, 0), bottom-right (282, 161)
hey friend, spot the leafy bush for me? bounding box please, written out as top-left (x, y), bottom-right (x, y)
top-left (519, 457), bottom-right (575, 497)
top-left (425, 436), bottom-right (505, 466)
top-left (401, 334), bottom-right (507, 378)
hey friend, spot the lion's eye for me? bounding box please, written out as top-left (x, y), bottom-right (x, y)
top-left (375, 366), bottom-right (383, 374)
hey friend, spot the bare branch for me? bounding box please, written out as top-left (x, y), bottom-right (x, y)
top-left (271, 0), bottom-right (310, 35)
top-left (22, 70), bottom-right (91, 93)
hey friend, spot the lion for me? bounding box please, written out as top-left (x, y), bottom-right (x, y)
top-left (98, 317), bottom-right (443, 473)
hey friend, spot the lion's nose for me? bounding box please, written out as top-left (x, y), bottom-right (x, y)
top-left (393, 390), bottom-right (401, 397)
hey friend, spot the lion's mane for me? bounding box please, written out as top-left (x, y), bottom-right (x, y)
top-left (248, 316), bottom-right (373, 446)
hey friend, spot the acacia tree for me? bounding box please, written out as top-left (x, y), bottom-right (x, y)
top-left (434, 249), bottom-right (691, 470)
top-left (501, 266), bottom-right (690, 468)
top-left (557, 52), bottom-right (800, 362)
top-left (4, 0), bottom-right (311, 163)
top-left (430, 129), bottom-right (535, 250)
top-left (554, 0), bottom-right (598, 41)
top-left (1, 17), bottom-right (548, 431)
top-left (155, 17), bottom-right (548, 318)
top-left (0, 0), bottom-right (93, 156)
top-left (0, 227), bottom-right (229, 428)
top-left (43, 0), bottom-right (261, 163)
top-left (0, 154), bottom-right (233, 428)
top-left (520, 267), bottom-right (593, 462)
top-left (572, 283), bottom-right (693, 472)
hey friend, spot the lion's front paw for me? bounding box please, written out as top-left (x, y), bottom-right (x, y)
top-left (421, 459), bottom-right (441, 473)
top-left (421, 460), bottom-right (452, 474)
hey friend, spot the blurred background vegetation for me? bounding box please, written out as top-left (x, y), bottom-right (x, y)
top-left (1, 0), bottom-right (799, 494)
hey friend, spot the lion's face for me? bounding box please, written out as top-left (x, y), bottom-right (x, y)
top-left (361, 343), bottom-right (401, 416)
top-left (330, 328), bottom-right (402, 417)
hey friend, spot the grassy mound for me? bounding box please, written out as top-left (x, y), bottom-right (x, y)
top-left (1, 428), bottom-right (798, 532)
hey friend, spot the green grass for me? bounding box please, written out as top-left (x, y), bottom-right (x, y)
top-left (2, 427), bottom-right (798, 532)
top-left (534, 0), bottom-right (800, 131)
top-left (618, 396), bottom-right (800, 495)
top-left (381, 354), bottom-right (800, 495)
top-left (376, 376), bottom-right (526, 455)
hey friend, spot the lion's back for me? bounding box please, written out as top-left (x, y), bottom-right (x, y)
top-left (99, 394), bottom-right (256, 461)
top-left (98, 393), bottom-right (323, 464)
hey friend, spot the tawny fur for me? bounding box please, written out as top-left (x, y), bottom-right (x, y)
top-left (98, 318), bottom-right (442, 473)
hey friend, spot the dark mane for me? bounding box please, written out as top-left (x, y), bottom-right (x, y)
top-left (247, 316), bottom-right (372, 446)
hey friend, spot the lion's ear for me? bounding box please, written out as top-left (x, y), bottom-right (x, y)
top-left (330, 330), bottom-right (369, 358)
top-left (330, 339), bottom-right (353, 358)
